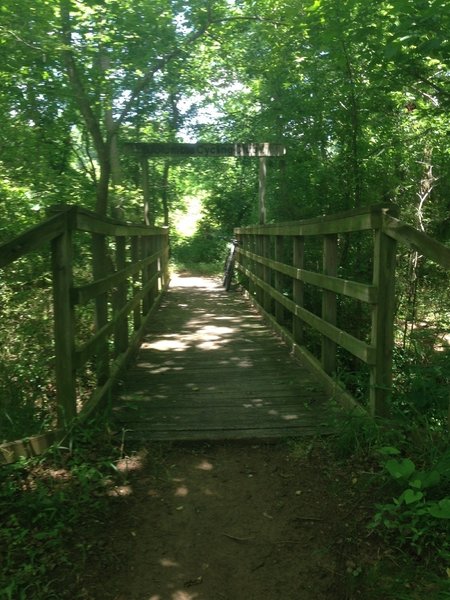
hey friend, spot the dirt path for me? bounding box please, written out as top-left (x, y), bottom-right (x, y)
top-left (84, 440), bottom-right (362, 600)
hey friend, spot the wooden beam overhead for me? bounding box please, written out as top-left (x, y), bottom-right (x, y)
top-left (123, 141), bottom-right (286, 158)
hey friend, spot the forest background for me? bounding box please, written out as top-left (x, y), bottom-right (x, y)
top-left (0, 1), bottom-right (449, 596)
top-left (1, 0), bottom-right (449, 437)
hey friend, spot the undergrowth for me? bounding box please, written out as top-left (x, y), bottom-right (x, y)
top-left (0, 417), bottom-right (126, 599)
top-left (323, 413), bottom-right (450, 599)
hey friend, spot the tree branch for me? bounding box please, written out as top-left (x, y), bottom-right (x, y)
top-left (59, 0), bottom-right (107, 161)
top-left (114, 21), bottom-right (212, 131)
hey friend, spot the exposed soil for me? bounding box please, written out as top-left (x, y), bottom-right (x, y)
top-left (81, 440), bottom-right (369, 600)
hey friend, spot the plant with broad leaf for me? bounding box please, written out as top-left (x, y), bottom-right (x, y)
top-left (370, 446), bottom-right (450, 563)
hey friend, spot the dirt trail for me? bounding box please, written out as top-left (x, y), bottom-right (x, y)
top-left (85, 441), bottom-right (360, 600)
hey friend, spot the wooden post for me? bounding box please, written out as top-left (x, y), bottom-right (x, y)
top-left (293, 236), bottom-right (305, 346)
top-left (114, 235), bottom-right (128, 356)
top-left (141, 157), bottom-right (153, 226)
top-left (158, 235), bottom-right (169, 290)
top-left (131, 236), bottom-right (141, 331)
top-left (248, 234), bottom-right (256, 296)
top-left (370, 228), bottom-right (397, 417)
top-left (92, 233), bottom-right (110, 385)
top-left (258, 157), bottom-right (267, 225)
top-left (322, 234), bottom-right (338, 374)
top-left (274, 235), bottom-right (285, 324)
top-left (263, 235), bottom-right (272, 313)
top-left (255, 235), bottom-right (264, 304)
top-left (142, 236), bottom-right (151, 315)
top-left (51, 215), bottom-right (77, 427)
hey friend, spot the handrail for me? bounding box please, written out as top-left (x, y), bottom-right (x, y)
top-left (235, 205), bottom-right (398, 417)
top-left (235, 205), bottom-right (449, 418)
top-left (383, 214), bottom-right (450, 269)
top-left (0, 212), bottom-right (66, 267)
top-left (0, 205), bottom-right (170, 463)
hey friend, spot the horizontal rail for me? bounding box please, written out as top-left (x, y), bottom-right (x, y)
top-left (0, 213), bottom-right (66, 267)
top-left (74, 271), bottom-right (160, 369)
top-left (238, 248), bottom-right (377, 303)
top-left (235, 204), bottom-right (395, 237)
top-left (73, 250), bottom-right (161, 306)
top-left (235, 204), bottom-right (401, 417)
top-left (383, 215), bottom-right (450, 269)
top-left (0, 203), bottom-right (171, 461)
top-left (238, 264), bottom-right (376, 364)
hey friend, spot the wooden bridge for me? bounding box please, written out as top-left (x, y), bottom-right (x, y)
top-left (1, 204), bottom-right (449, 462)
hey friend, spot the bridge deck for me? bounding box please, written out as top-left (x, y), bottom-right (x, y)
top-left (113, 275), bottom-right (336, 441)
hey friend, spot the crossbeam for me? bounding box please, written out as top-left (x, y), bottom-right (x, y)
top-left (123, 141), bottom-right (286, 158)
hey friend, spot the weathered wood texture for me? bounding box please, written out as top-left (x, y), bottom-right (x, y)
top-left (113, 276), bottom-right (336, 441)
top-left (0, 204), bottom-right (170, 462)
top-left (235, 204), bottom-right (450, 418)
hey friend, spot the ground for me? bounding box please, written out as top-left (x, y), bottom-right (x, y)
top-left (81, 439), bottom-right (372, 600)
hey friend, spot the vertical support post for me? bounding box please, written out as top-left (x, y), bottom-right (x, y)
top-left (141, 157), bottom-right (153, 226)
top-left (255, 235), bottom-right (264, 304)
top-left (142, 235), bottom-right (151, 315)
top-left (241, 233), bottom-right (250, 292)
top-left (370, 226), bottom-right (397, 417)
top-left (322, 234), bottom-right (338, 374)
top-left (51, 213), bottom-right (76, 427)
top-left (143, 234), bottom-right (158, 315)
top-left (258, 157), bottom-right (267, 225)
top-left (114, 235), bottom-right (128, 356)
top-left (92, 232), bottom-right (110, 385)
top-left (131, 236), bottom-right (141, 331)
top-left (159, 233), bottom-right (169, 290)
top-left (274, 235), bottom-right (285, 324)
top-left (293, 236), bottom-right (305, 346)
top-left (248, 234), bottom-right (256, 296)
top-left (263, 235), bottom-right (272, 313)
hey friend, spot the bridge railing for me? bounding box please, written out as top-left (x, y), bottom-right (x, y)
top-left (235, 204), bottom-right (450, 417)
top-left (0, 205), bottom-right (169, 460)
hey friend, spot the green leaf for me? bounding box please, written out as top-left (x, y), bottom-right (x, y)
top-left (385, 458), bottom-right (416, 480)
top-left (400, 489), bottom-right (423, 505)
top-left (306, 0), bottom-right (322, 12)
top-left (409, 478), bottom-right (422, 489)
top-left (428, 499), bottom-right (450, 519)
top-left (416, 470), bottom-right (441, 489)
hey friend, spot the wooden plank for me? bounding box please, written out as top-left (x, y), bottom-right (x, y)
top-left (322, 234), bottom-right (338, 374)
top-left (116, 406), bottom-right (331, 426)
top-left (51, 226), bottom-right (77, 426)
top-left (258, 156), bottom-right (267, 224)
top-left (73, 250), bottom-right (160, 305)
top-left (383, 214), bottom-right (450, 269)
top-left (123, 141), bottom-right (287, 158)
top-left (370, 228), bottom-right (397, 417)
top-left (79, 281), bottom-right (169, 420)
top-left (75, 207), bottom-right (168, 237)
top-left (74, 271), bottom-right (160, 369)
top-left (274, 236), bottom-right (286, 324)
top-left (120, 426), bottom-right (333, 442)
top-left (238, 248), bottom-right (377, 303)
top-left (0, 212), bottom-right (66, 267)
top-left (243, 291), bottom-right (367, 416)
top-left (0, 430), bottom-right (65, 465)
top-left (293, 236), bottom-right (305, 345)
top-left (234, 204), bottom-right (394, 237)
top-left (114, 276), bottom-right (339, 440)
top-left (114, 235), bottom-right (128, 356)
top-left (238, 265), bottom-right (376, 364)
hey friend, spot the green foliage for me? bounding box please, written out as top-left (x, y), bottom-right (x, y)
top-left (0, 420), bottom-right (123, 599)
top-left (371, 446), bottom-right (450, 562)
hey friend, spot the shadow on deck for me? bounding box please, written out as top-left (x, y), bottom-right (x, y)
top-left (113, 275), bottom-right (338, 441)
